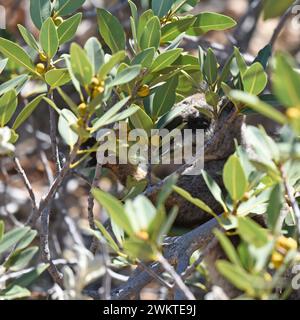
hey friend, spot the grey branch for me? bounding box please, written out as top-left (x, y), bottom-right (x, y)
top-left (109, 218), bottom-right (218, 300)
top-left (269, 0), bottom-right (300, 47)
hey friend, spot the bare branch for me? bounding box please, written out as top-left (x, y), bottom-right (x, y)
top-left (269, 0), bottom-right (300, 47)
top-left (13, 157), bottom-right (37, 213)
top-left (157, 253), bottom-right (195, 300)
top-left (110, 218), bottom-right (218, 300)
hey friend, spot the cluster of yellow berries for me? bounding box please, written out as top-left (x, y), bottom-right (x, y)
top-left (90, 77), bottom-right (105, 98)
top-left (137, 84), bottom-right (150, 97)
top-left (36, 51), bottom-right (57, 74)
top-left (271, 235), bottom-right (297, 269)
top-left (160, 15), bottom-right (179, 26)
top-left (35, 52), bottom-right (49, 74)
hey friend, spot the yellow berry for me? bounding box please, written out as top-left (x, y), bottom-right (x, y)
top-left (271, 251), bottom-right (284, 269)
top-left (53, 16), bottom-right (64, 26)
top-left (78, 103), bottom-right (87, 116)
top-left (136, 230), bottom-right (149, 241)
top-left (36, 63), bottom-right (46, 74)
top-left (39, 52), bottom-right (48, 62)
top-left (286, 107), bottom-right (300, 120)
top-left (92, 86), bottom-right (104, 98)
top-left (91, 77), bottom-right (100, 87)
top-left (137, 85), bottom-right (150, 97)
top-left (276, 236), bottom-right (297, 251)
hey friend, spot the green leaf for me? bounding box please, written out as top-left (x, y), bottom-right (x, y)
top-left (130, 105), bottom-right (154, 135)
top-left (123, 239), bottom-right (157, 261)
top-left (55, 0), bottom-right (85, 16)
top-left (137, 10), bottom-right (154, 42)
top-left (242, 62), bottom-right (267, 95)
top-left (214, 229), bottom-right (242, 267)
top-left (229, 90), bottom-right (287, 125)
top-left (92, 188), bottom-right (134, 236)
top-left (9, 263), bottom-right (49, 288)
top-left (18, 25), bottom-right (40, 51)
top-left (70, 43), bottom-right (93, 86)
top-left (94, 220), bottom-right (120, 252)
top-left (5, 247), bottom-right (38, 272)
top-left (263, 0), bottom-right (294, 19)
top-left (0, 221), bottom-right (4, 241)
top-left (173, 185), bottom-right (217, 217)
top-left (202, 170), bottom-right (227, 212)
top-left (15, 230), bottom-right (37, 251)
top-left (57, 13), bottom-right (82, 45)
top-left (216, 260), bottom-right (257, 295)
top-left (152, 76), bottom-right (178, 118)
top-left (98, 51), bottom-right (126, 80)
top-left (0, 38), bottom-right (37, 75)
top-left (161, 17), bottom-right (196, 43)
top-left (131, 48), bottom-right (155, 68)
top-left (0, 58), bottom-right (8, 74)
top-left (45, 68), bottom-right (71, 87)
top-left (64, 55), bottom-right (82, 95)
top-left (234, 47), bottom-right (247, 76)
top-left (128, 0), bottom-right (138, 27)
top-left (152, 0), bottom-right (174, 17)
top-left (13, 94), bottom-right (45, 130)
top-left (58, 109), bottom-right (78, 147)
top-left (156, 175), bottom-right (178, 208)
top-left (125, 196), bottom-right (157, 234)
top-left (253, 44), bottom-right (272, 69)
top-left (0, 227), bottom-right (30, 255)
top-left (85, 37), bottom-right (104, 76)
top-left (203, 48), bottom-right (218, 85)
top-left (0, 75), bottom-right (29, 97)
top-left (0, 90), bottom-right (17, 127)
top-left (107, 65), bottom-right (141, 88)
top-left (39, 18), bottom-right (59, 59)
top-left (156, 105), bottom-right (186, 129)
top-left (30, 0), bottom-right (52, 29)
top-left (57, 87), bottom-right (79, 115)
top-left (238, 216), bottom-right (269, 247)
top-left (267, 184), bottom-right (284, 233)
top-left (150, 48), bottom-right (182, 73)
top-left (97, 8), bottom-right (126, 54)
top-left (273, 54), bottom-right (300, 108)
top-left (187, 12), bottom-right (236, 36)
top-left (223, 154), bottom-right (248, 202)
top-left (0, 286), bottom-right (31, 300)
top-left (91, 97), bottom-right (135, 132)
top-left (140, 16), bottom-right (161, 51)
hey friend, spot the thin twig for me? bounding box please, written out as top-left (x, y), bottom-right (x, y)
top-left (157, 253), bottom-right (195, 300)
top-left (139, 261), bottom-right (172, 290)
top-left (27, 141), bottom-right (81, 227)
top-left (13, 157), bottom-right (37, 213)
top-left (48, 90), bottom-right (61, 175)
top-left (269, 0), bottom-right (300, 47)
top-left (40, 207), bottom-right (64, 287)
